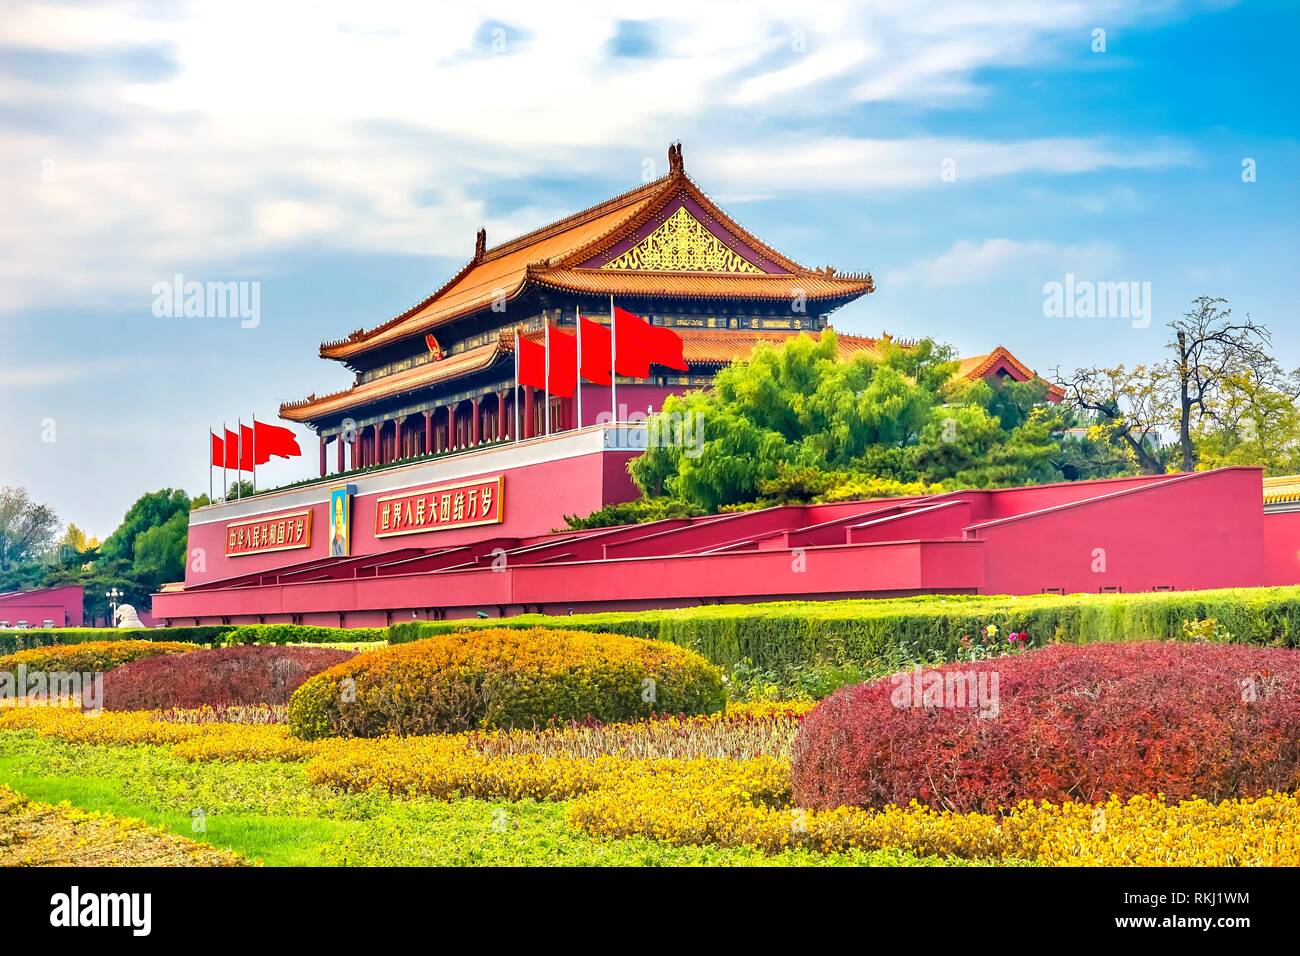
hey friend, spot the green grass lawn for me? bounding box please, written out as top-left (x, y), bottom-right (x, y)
top-left (0, 730), bottom-right (975, 867)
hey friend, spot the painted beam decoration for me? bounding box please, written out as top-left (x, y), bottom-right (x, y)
top-left (225, 509), bottom-right (312, 557)
top-left (376, 475), bottom-right (504, 538)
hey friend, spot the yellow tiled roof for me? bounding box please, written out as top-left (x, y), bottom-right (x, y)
top-left (318, 153), bottom-right (873, 363)
top-left (1263, 474), bottom-right (1300, 504)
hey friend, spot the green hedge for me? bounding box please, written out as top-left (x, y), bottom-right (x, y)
top-left (386, 587), bottom-right (1300, 670)
top-left (222, 624), bottom-right (386, 645)
top-left (0, 626), bottom-right (234, 655)
top-left (0, 623), bottom-right (380, 654)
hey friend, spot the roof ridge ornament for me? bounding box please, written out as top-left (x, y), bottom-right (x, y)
top-left (474, 227), bottom-right (487, 260)
top-left (668, 142), bottom-right (683, 176)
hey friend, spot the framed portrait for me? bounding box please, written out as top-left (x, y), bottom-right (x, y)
top-left (328, 485), bottom-right (354, 558)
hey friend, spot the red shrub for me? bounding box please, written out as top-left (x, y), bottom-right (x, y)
top-left (791, 642), bottom-right (1300, 814)
top-left (101, 645), bottom-right (355, 711)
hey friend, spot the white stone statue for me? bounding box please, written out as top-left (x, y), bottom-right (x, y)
top-left (113, 604), bottom-right (145, 629)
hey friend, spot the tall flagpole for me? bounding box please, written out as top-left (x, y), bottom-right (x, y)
top-left (609, 294), bottom-right (617, 425)
top-left (513, 328), bottom-right (521, 443)
top-left (222, 421), bottom-right (228, 502)
top-left (236, 418), bottom-right (242, 500)
top-left (544, 322), bottom-right (551, 436)
top-left (251, 413), bottom-right (256, 493)
top-left (208, 428), bottom-right (214, 503)
top-left (575, 304), bottom-right (583, 429)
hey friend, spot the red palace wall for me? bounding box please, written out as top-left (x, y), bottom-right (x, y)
top-left (183, 427), bottom-right (640, 588)
top-left (153, 461), bottom-right (1300, 627)
top-left (0, 585), bottom-right (85, 628)
top-left (1263, 509), bottom-right (1300, 585)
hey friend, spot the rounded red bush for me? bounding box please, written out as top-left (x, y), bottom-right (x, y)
top-left (791, 642), bottom-right (1300, 814)
top-left (101, 645), bottom-right (355, 711)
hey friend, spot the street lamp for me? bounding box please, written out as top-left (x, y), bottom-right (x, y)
top-left (105, 587), bottom-right (123, 624)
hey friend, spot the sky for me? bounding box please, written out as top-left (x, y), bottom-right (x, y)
top-left (0, 0), bottom-right (1296, 538)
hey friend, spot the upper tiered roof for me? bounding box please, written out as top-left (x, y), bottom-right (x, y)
top-left (318, 143), bottom-right (875, 363)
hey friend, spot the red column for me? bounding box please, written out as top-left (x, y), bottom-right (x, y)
top-left (319, 436), bottom-right (327, 478)
top-left (372, 422), bottom-right (383, 466)
top-left (424, 410), bottom-right (433, 456)
top-left (497, 391), bottom-right (507, 440)
top-left (447, 403), bottom-right (456, 450)
top-left (471, 398), bottom-right (481, 446)
top-left (524, 387), bottom-right (535, 439)
top-left (394, 416), bottom-right (406, 461)
top-left (337, 434), bottom-right (345, 472)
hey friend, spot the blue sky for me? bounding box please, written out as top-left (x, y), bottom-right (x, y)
top-left (1, 0), bottom-right (1296, 537)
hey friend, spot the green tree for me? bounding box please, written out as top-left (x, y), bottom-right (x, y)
top-left (0, 486), bottom-right (59, 572)
top-left (620, 331), bottom-right (1064, 517)
top-left (1057, 296), bottom-right (1294, 474)
top-left (100, 488), bottom-right (191, 562)
top-left (1192, 369), bottom-right (1300, 473)
top-left (132, 509), bottom-right (190, 592)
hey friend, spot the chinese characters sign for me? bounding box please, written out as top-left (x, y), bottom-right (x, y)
top-left (226, 509), bottom-right (312, 557)
top-left (375, 475), bottom-right (504, 538)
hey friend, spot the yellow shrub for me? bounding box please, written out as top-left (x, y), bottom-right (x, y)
top-left (0, 641), bottom-right (198, 676)
top-left (288, 628), bottom-right (725, 740)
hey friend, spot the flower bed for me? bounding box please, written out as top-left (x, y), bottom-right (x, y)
top-left (288, 628), bottom-right (726, 739)
top-left (791, 641), bottom-right (1300, 814)
top-left (3, 693), bottom-right (1298, 866)
top-left (0, 784), bottom-right (245, 867)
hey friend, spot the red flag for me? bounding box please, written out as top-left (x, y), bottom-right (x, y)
top-left (612, 306), bottom-right (688, 374)
top-left (648, 323), bottom-right (688, 371)
top-left (239, 424), bottom-right (255, 471)
top-left (253, 420), bottom-right (302, 463)
top-left (223, 429), bottom-right (241, 470)
top-left (613, 306), bottom-right (654, 377)
top-left (547, 326), bottom-right (578, 398)
top-left (210, 433), bottom-right (224, 467)
top-left (518, 333), bottom-right (547, 390)
top-left (579, 316), bottom-right (612, 385)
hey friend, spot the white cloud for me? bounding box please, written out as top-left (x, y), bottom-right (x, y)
top-left (0, 0), bottom-right (1199, 314)
top-left (0, 359), bottom-right (130, 390)
top-left (705, 136), bottom-right (1193, 192)
top-left (887, 238), bottom-right (1123, 288)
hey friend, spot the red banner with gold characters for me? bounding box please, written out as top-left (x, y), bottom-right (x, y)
top-left (375, 475), bottom-right (504, 538)
top-left (225, 509), bottom-right (312, 557)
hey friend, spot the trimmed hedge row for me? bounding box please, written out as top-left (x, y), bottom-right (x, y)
top-left (9, 585), bottom-right (1300, 670)
top-left (0, 626), bottom-right (233, 655)
top-left (0, 623), bottom-right (380, 654)
top-left (221, 624), bottom-right (385, 646)
top-left (387, 587), bottom-right (1300, 670)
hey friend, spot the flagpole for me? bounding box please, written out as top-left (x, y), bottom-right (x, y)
top-left (609, 294), bottom-right (618, 425)
top-left (236, 418), bottom-right (242, 501)
top-left (513, 328), bottom-right (521, 443)
top-left (251, 414), bottom-right (256, 494)
top-left (544, 322), bottom-right (551, 436)
top-left (222, 421), bottom-right (228, 502)
top-left (575, 304), bottom-right (583, 430)
top-left (208, 428), bottom-right (214, 503)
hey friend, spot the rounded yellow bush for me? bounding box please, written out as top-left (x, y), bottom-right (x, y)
top-left (288, 627), bottom-right (725, 739)
top-left (0, 640), bottom-right (199, 676)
